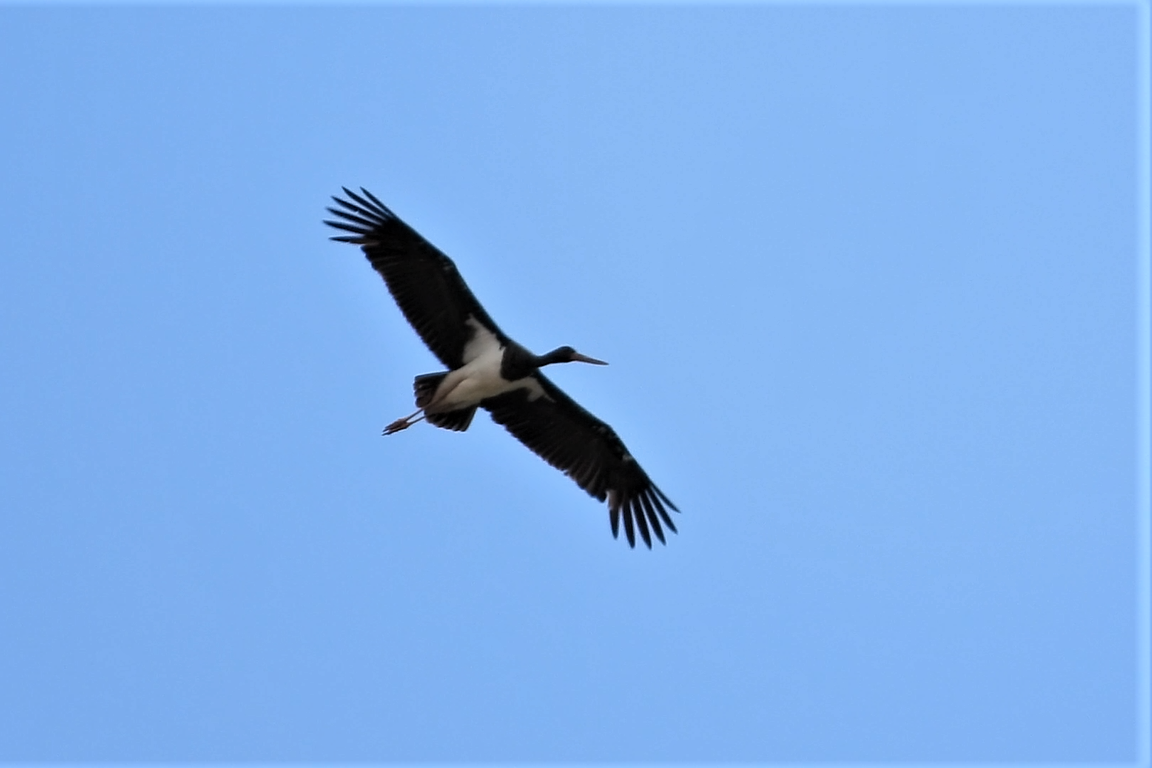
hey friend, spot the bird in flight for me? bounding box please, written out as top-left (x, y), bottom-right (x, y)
top-left (324, 187), bottom-right (678, 548)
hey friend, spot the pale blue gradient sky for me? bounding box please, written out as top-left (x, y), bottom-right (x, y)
top-left (0, 4), bottom-right (1147, 762)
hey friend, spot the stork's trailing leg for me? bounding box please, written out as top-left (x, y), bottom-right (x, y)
top-left (384, 410), bottom-right (424, 435)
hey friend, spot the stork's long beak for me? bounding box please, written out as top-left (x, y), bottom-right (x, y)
top-left (572, 352), bottom-right (608, 366)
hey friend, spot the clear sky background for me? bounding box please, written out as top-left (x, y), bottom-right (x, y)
top-left (0, 3), bottom-right (1147, 763)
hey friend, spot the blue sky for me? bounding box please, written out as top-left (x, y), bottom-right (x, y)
top-left (0, 3), bottom-right (1147, 763)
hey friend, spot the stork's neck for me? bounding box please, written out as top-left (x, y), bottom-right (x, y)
top-left (533, 347), bottom-right (572, 367)
top-left (500, 344), bottom-right (590, 381)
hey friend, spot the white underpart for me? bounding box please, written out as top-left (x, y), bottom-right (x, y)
top-left (460, 316), bottom-right (500, 366)
top-left (427, 316), bottom-right (547, 412)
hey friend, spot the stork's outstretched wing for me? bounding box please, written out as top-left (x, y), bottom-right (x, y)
top-left (325, 187), bottom-right (503, 369)
top-left (482, 374), bottom-right (678, 548)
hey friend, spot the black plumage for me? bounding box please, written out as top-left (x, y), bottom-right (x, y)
top-left (326, 188), bottom-right (497, 370)
top-left (324, 187), bottom-right (679, 548)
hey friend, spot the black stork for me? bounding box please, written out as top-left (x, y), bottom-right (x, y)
top-left (324, 187), bottom-right (679, 548)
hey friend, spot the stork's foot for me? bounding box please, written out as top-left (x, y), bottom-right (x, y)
top-left (383, 418), bottom-right (411, 435)
top-left (383, 411), bottom-right (423, 436)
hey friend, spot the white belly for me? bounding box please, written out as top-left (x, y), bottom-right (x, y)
top-left (433, 353), bottom-right (519, 409)
top-left (426, 318), bottom-right (536, 411)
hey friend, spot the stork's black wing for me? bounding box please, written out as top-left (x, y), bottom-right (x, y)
top-left (325, 187), bottom-right (503, 369)
top-left (482, 374), bottom-right (678, 548)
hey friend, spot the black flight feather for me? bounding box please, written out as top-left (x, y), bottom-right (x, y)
top-left (325, 187), bottom-right (504, 369)
top-left (482, 374), bottom-right (678, 549)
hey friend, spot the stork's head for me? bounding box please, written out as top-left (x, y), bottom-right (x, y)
top-left (540, 346), bottom-right (608, 367)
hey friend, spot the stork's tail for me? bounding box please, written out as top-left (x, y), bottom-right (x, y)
top-left (413, 373), bottom-right (477, 432)
top-left (413, 373), bottom-right (444, 408)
